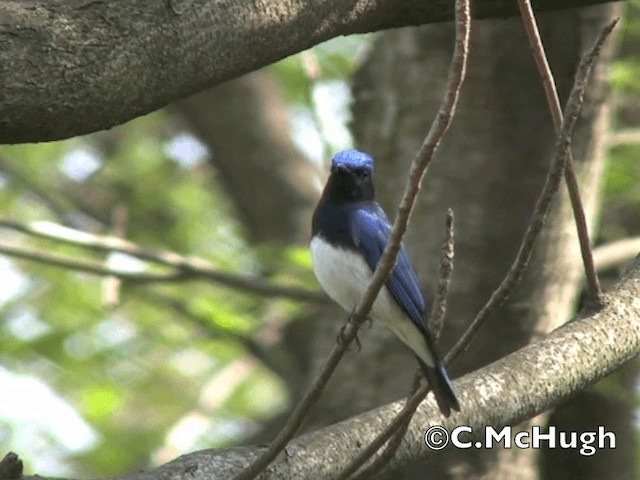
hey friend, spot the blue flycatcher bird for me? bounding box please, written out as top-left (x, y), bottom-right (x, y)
top-left (310, 149), bottom-right (460, 417)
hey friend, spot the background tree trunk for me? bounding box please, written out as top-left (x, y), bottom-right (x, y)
top-left (172, 71), bottom-right (321, 245)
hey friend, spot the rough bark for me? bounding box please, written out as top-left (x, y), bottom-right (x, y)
top-left (0, 0), bottom-right (619, 143)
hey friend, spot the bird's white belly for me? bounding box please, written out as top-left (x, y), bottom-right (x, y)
top-left (310, 236), bottom-right (435, 366)
top-left (310, 236), bottom-right (392, 315)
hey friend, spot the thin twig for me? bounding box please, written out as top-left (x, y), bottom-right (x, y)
top-left (517, 0), bottom-right (612, 307)
top-left (446, 18), bottom-right (618, 365)
top-left (235, 0), bottom-right (470, 477)
top-left (429, 208), bottom-right (455, 340)
top-left (0, 243), bottom-right (185, 282)
top-left (0, 219), bottom-right (325, 303)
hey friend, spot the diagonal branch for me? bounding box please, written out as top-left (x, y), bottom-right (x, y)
top-left (2, 0), bottom-right (613, 143)
top-left (0, 219), bottom-right (325, 303)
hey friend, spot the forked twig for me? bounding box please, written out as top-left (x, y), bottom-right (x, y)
top-left (235, 0), bottom-right (470, 477)
top-left (517, 0), bottom-right (612, 307)
top-left (446, 18), bottom-right (618, 365)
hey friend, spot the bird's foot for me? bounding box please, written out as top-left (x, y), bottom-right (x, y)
top-left (336, 313), bottom-right (371, 351)
top-left (337, 323), bottom-right (361, 351)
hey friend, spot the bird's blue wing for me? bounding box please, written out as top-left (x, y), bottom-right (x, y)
top-left (350, 205), bottom-right (427, 330)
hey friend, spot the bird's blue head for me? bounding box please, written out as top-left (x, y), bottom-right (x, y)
top-left (323, 150), bottom-right (375, 204)
top-left (331, 149), bottom-right (374, 176)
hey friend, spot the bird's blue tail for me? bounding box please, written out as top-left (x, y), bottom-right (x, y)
top-left (417, 358), bottom-right (460, 417)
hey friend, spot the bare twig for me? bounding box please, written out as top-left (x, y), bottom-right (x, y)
top-left (517, 0), bottom-right (612, 306)
top-left (429, 208), bottom-right (455, 339)
top-left (235, 1), bottom-right (470, 478)
top-left (0, 243), bottom-right (186, 282)
top-left (0, 219), bottom-right (325, 303)
top-left (446, 18), bottom-right (618, 364)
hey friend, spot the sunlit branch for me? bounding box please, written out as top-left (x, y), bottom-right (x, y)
top-left (593, 237), bottom-right (640, 272)
top-left (0, 243), bottom-right (185, 282)
top-left (0, 219), bottom-right (326, 303)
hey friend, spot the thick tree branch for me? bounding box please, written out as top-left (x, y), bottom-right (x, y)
top-left (15, 256), bottom-right (640, 480)
top-left (0, 0), bottom-right (617, 143)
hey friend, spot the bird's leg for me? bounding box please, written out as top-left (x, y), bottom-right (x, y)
top-left (337, 322), bottom-right (361, 350)
top-left (336, 312), bottom-right (372, 351)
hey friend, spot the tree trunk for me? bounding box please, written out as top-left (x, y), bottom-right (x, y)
top-left (172, 71), bottom-right (321, 245)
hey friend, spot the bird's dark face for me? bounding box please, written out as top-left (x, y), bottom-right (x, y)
top-left (326, 161), bottom-right (375, 203)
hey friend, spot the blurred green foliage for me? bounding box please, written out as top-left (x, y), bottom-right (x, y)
top-left (0, 35), bottom-right (368, 477)
top-left (600, 0), bottom-right (640, 242)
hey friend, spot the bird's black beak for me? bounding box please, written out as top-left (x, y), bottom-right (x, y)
top-left (332, 163), bottom-right (349, 174)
